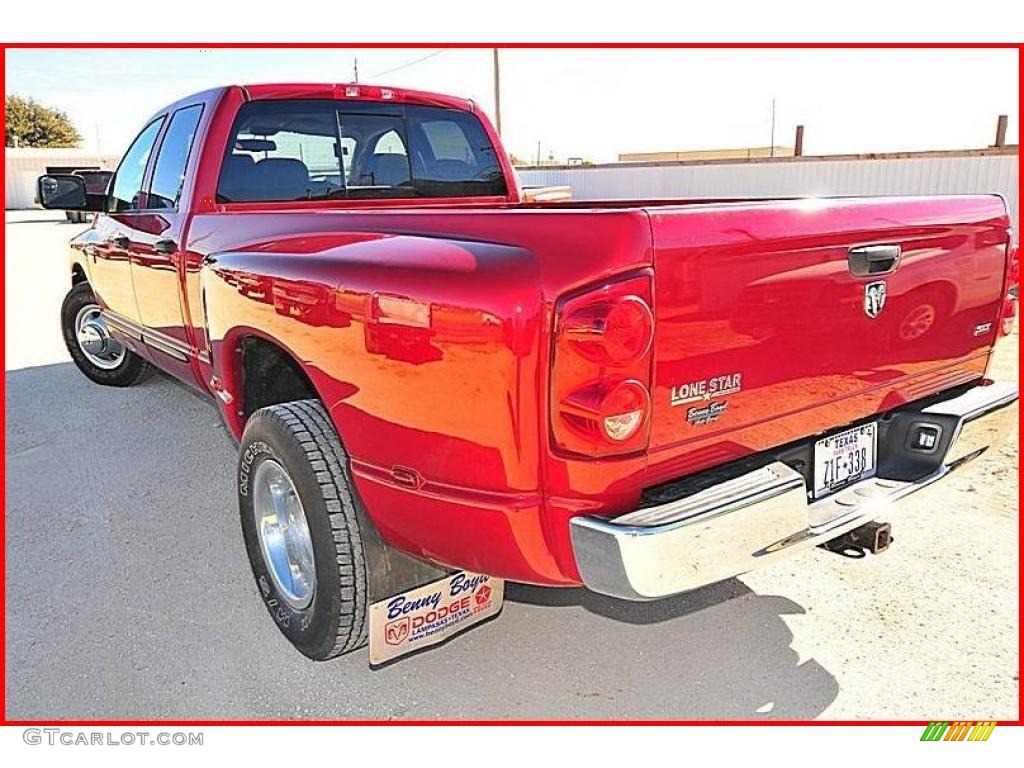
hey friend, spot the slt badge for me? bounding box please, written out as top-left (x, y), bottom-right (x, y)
top-left (864, 280), bottom-right (887, 319)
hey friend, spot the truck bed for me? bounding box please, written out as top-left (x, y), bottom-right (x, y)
top-left (190, 193), bottom-right (1011, 584)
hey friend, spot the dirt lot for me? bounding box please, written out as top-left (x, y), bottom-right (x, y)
top-left (4, 209), bottom-right (1019, 720)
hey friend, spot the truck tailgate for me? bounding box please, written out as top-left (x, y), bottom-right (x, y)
top-left (645, 196), bottom-right (1010, 484)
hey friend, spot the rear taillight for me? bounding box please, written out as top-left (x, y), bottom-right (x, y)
top-left (562, 295), bottom-right (654, 363)
top-left (1001, 294), bottom-right (1017, 336)
top-left (551, 273), bottom-right (654, 457)
top-left (1000, 241), bottom-right (1019, 337)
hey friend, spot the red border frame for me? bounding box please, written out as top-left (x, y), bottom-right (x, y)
top-left (1, 42), bottom-right (1020, 727)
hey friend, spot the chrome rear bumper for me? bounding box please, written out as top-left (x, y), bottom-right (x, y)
top-left (570, 380), bottom-right (1018, 601)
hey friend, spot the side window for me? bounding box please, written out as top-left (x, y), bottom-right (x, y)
top-left (217, 101), bottom-right (342, 203)
top-left (110, 118), bottom-right (165, 212)
top-left (148, 104), bottom-right (203, 210)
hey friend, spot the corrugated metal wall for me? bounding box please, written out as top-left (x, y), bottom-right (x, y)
top-left (519, 153), bottom-right (1020, 232)
top-left (5, 151), bottom-right (119, 210)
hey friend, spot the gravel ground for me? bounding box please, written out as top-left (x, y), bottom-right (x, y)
top-left (4, 209), bottom-right (1019, 720)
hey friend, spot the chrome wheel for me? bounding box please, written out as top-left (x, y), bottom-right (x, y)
top-left (252, 459), bottom-right (317, 610)
top-left (75, 304), bottom-right (125, 369)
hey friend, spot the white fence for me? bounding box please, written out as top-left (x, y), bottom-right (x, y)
top-left (519, 152), bottom-right (1019, 233)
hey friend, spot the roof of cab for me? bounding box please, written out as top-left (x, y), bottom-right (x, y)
top-left (145, 83), bottom-right (478, 127)
top-left (240, 83), bottom-right (476, 112)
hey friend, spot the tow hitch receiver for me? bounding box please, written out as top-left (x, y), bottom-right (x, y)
top-left (823, 521), bottom-right (893, 558)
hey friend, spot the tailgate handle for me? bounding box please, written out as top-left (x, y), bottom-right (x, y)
top-left (849, 244), bottom-right (901, 276)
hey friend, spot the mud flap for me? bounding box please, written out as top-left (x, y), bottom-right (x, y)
top-left (368, 569), bottom-right (504, 665)
top-left (355, 505), bottom-right (504, 666)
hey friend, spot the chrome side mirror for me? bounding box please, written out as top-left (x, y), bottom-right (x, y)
top-left (37, 174), bottom-right (88, 210)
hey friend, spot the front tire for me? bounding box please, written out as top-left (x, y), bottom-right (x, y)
top-left (61, 283), bottom-right (152, 387)
top-left (238, 400), bottom-right (369, 660)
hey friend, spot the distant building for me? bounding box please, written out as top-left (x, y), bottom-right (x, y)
top-left (618, 146), bottom-right (795, 163)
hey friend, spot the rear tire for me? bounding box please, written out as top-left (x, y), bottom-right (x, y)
top-left (61, 283), bottom-right (152, 387)
top-left (238, 400), bottom-right (369, 660)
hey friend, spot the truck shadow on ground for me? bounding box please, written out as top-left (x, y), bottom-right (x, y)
top-left (509, 578), bottom-right (752, 624)
top-left (5, 362), bottom-right (839, 720)
top-left (503, 581), bottom-right (838, 719)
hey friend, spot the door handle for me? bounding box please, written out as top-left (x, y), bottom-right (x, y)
top-left (849, 244), bottom-right (901, 276)
top-left (107, 234), bottom-right (130, 249)
top-left (154, 239), bottom-right (178, 256)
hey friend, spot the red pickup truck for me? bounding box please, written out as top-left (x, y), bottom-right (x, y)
top-left (40, 83), bottom-right (1019, 661)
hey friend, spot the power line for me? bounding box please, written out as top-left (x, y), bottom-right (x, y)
top-left (369, 49), bottom-right (448, 78)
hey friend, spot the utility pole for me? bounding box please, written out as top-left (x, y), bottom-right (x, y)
top-left (536, 140), bottom-right (541, 166)
top-left (353, 58), bottom-right (359, 83)
top-left (492, 48), bottom-right (502, 137)
top-left (995, 114), bottom-right (1008, 147)
top-left (770, 98), bottom-right (776, 157)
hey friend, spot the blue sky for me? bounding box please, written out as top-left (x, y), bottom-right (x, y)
top-left (5, 47), bottom-right (1019, 163)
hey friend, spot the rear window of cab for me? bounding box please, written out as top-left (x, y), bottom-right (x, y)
top-left (217, 100), bottom-right (507, 203)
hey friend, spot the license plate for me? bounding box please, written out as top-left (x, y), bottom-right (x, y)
top-left (813, 423), bottom-right (877, 499)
